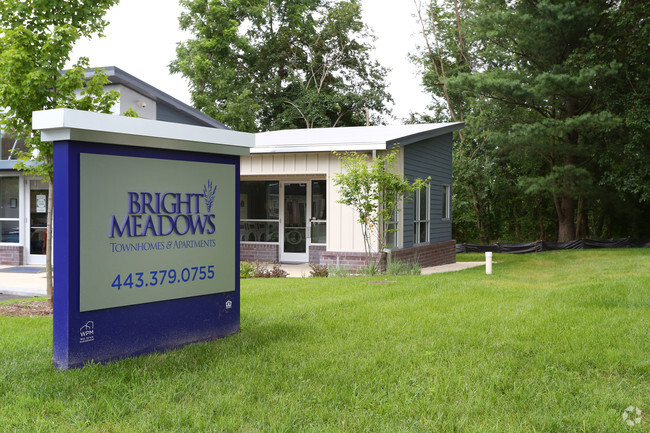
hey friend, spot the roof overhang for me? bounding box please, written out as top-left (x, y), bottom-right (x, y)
top-left (0, 160), bottom-right (18, 170)
top-left (33, 109), bottom-right (254, 156)
top-left (252, 122), bottom-right (464, 154)
top-left (86, 66), bottom-right (230, 130)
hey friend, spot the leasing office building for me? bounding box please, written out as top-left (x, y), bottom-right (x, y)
top-left (240, 123), bottom-right (463, 268)
top-left (0, 67), bottom-right (462, 267)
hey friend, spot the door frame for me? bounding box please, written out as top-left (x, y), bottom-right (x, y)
top-left (24, 177), bottom-right (48, 265)
top-left (279, 180), bottom-right (310, 263)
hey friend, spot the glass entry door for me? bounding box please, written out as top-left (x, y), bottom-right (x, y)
top-left (27, 180), bottom-right (48, 265)
top-left (281, 182), bottom-right (308, 262)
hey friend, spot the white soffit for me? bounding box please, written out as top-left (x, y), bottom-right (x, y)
top-left (252, 123), bottom-right (464, 153)
top-left (33, 108), bottom-right (254, 156)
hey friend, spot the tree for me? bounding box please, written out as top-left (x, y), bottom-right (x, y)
top-left (591, 1), bottom-right (650, 238)
top-left (171, 0), bottom-right (392, 132)
top-left (450, 0), bottom-right (640, 241)
top-left (0, 0), bottom-right (119, 306)
top-left (414, 0), bottom-right (648, 242)
top-left (411, 0), bottom-right (509, 244)
top-left (332, 150), bottom-right (428, 271)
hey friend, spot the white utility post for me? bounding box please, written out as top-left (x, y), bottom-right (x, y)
top-left (485, 251), bottom-right (493, 275)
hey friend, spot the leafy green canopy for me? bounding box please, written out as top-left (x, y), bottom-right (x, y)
top-left (171, 0), bottom-right (392, 132)
top-left (0, 0), bottom-right (119, 180)
top-left (413, 0), bottom-right (649, 242)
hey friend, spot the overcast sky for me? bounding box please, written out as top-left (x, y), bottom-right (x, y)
top-left (68, 0), bottom-right (433, 124)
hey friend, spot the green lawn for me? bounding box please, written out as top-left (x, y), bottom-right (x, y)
top-left (1, 249), bottom-right (648, 432)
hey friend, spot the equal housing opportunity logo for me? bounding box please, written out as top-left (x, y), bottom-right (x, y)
top-left (109, 181), bottom-right (218, 238)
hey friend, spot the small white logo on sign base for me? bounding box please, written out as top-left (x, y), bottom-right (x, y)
top-left (80, 321), bottom-right (95, 343)
top-left (225, 300), bottom-right (232, 309)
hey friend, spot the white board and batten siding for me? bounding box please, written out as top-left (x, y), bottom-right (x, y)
top-left (240, 152), bottom-right (368, 253)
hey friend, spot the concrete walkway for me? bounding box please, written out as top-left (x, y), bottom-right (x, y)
top-left (0, 261), bottom-right (487, 299)
top-left (279, 261), bottom-right (485, 277)
top-left (0, 266), bottom-right (47, 298)
top-left (421, 261), bottom-right (485, 275)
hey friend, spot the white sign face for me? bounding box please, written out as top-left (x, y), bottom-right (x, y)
top-left (36, 194), bottom-right (47, 213)
top-left (79, 153), bottom-right (236, 312)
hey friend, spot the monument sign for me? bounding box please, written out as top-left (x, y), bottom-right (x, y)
top-left (34, 109), bottom-right (253, 369)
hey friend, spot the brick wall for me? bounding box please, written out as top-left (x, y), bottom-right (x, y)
top-left (319, 251), bottom-right (387, 271)
top-left (240, 243), bottom-right (279, 263)
top-left (0, 245), bottom-right (23, 266)
top-left (389, 240), bottom-right (456, 268)
top-left (309, 245), bottom-right (326, 264)
top-left (238, 240), bottom-right (456, 270)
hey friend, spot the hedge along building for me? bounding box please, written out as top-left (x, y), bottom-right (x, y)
top-left (240, 123), bottom-right (464, 268)
top-left (0, 67), bottom-right (229, 266)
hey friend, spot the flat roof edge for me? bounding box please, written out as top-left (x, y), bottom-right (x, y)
top-left (388, 123), bottom-right (465, 146)
top-left (33, 108), bottom-right (254, 156)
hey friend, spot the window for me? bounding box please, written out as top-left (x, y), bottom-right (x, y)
top-left (413, 184), bottom-right (430, 244)
top-left (1, 130), bottom-right (27, 160)
top-left (240, 181), bottom-right (279, 242)
top-left (310, 180), bottom-right (326, 244)
top-left (442, 184), bottom-right (450, 219)
top-left (0, 177), bottom-right (20, 243)
top-left (385, 207), bottom-right (399, 249)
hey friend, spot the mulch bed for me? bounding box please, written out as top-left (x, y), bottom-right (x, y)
top-left (0, 301), bottom-right (52, 317)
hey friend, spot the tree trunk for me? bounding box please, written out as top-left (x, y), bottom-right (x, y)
top-left (556, 194), bottom-right (576, 242)
top-left (469, 184), bottom-right (486, 243)
top-left (46, 180), bottom-right (53, 308)
top-left (537, 203), bottom-right (545, 240)
top-left (558, 103), bottom-right (579, 242)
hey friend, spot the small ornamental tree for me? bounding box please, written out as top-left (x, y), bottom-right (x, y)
top-left (0, 0), bottom-right (119, 307)
top-left (333, 149), bottom-right (429, 269)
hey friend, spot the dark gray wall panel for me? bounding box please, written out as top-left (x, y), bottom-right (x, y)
top-left (402, 134), bottom-right (452, 247)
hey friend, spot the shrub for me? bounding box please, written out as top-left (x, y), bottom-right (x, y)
top-left (309, 263), bottom-right (329, 277)
top-left (240, 261), bottom-right (255, 279)
top-left (252, 262), bottom-right (288, 278)
top-left (385, 259), bottom-right (422, 276)
top-left (357, 262), bottom-right (381, 276)
top-left (328, 265), bottom-right (349, 278)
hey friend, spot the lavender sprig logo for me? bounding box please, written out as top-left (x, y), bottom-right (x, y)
top-left (203, 180), bottom-right (217, 212)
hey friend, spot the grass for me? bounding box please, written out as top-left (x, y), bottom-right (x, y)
top-left (1, 249), bottom-right (649, 432)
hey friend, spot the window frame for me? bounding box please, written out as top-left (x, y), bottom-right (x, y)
top-left (0, 175), bottom-right (21, 245)
top-left (441, 184), bottom-right (451, 220)
top-left (384, 204), bottom-right (400, 249)
top-left (309, 179), bottom-right (327, 245)
top-left (413, 183), bottom-right (430, 244)
top-left (240, 180), bottom-right (280, 244)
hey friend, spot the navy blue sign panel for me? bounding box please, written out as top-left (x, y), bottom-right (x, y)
top-left (53, 141), bottom-right (240, 370)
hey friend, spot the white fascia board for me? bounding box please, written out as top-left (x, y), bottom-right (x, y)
top-left (250, 142), bottom-right (387, 154)
top-left (250, 122), bottom-right (465, 154)
top-left (33, 108), bottom-right (254, 156)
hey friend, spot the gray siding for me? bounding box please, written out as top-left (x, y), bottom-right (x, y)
top-left (156, 103), bottom-right (212, 127)
top-left (402, 133), bottom-right (453, 247)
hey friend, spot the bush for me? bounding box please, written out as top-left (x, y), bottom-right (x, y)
top-left (357, 262), bottom-right (381, 276)
top-left (253, 262), bottom-right (288, 278)
top-left (328, 265), bottom-right (349, 278)
top-left (240, 261), bottom-right (288, 279)
top-left (385, 259), bottom-right (422, 276)
top-left (240, 261), bottom-right (255, 279)
top-left (309, 263), bottom-right (329, 277)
